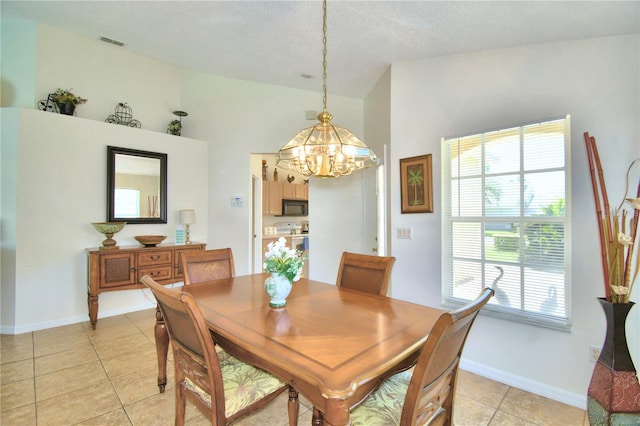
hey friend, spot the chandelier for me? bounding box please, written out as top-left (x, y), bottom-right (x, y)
top-left (276, 0), bottom-right (376, 178)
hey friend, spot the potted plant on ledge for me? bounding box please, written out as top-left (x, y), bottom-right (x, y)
top-left (50, 88), bottom-right (87, 115)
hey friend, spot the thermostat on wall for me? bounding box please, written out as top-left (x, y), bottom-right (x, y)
top-left (231, 196), bottom-right (245, 207)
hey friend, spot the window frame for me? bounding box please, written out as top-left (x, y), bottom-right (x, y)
top-left (441, 115), bottom-right (572, 330)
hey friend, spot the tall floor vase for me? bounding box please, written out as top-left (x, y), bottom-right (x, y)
top-left (587, 298), bottom-right (640, 425)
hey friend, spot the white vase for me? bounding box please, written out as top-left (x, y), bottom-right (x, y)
top-left (264, 273), bottom-right (292, 309)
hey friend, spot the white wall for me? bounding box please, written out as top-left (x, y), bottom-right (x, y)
top-left (33, 25), bottom-right (183, 132)
top-left (0, 17), bottom-right (37, 107)
top-left (0, 18), bottom-right (366, 331)
top-left (364, 67), bottom-right (392, 257)
top-left (0, 108), bottom-right (208, 333)
top-left (387, 34), bottom-right (640, 408)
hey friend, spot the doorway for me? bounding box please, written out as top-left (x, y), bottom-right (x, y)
top-left (363, 145), bottom-right (388, 256)
top-left (251, 174), bottom-right (263, 274)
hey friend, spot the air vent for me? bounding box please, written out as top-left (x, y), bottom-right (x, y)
top-left (100, 36), bottom-right (125, 47)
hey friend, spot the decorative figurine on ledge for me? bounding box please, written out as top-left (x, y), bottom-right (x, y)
top-left (167, 110), bottom-right (188, 136)
top-left (38, 88), bottom-right (88, 116)
top-left (105, 102), bottom-right (141, 128)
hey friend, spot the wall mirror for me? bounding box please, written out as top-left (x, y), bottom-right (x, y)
top-left (107, 146), bottom-right (168, 224)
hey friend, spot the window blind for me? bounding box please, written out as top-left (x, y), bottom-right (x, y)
top-left (441, 116), bottom-right (571, 329)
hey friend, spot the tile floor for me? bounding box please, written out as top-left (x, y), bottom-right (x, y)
top-left (1, 308), bottom-right (588, 425)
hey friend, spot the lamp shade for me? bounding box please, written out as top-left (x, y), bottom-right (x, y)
top-left (179, 209), bottom-right (196, 225)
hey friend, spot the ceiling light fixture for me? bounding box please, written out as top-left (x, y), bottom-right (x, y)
top-left (276, 0), bottom-right (376, 178)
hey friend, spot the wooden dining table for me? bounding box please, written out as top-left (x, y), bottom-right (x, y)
top-left (152, 273), bottom-right (445, 426)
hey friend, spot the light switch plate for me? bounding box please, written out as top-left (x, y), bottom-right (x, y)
top-left (397, 227), bottom-right (413, 239)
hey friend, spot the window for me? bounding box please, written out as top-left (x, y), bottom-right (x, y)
top-left (441, 116), bottom-right (571, 329)
top-left (114, 188), bottom-right (140, 218)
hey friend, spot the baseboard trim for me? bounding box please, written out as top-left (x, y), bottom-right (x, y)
top-left (0, 301), bottom-right (155, 335)
top-left (460, 358), bottom-right (587, 410)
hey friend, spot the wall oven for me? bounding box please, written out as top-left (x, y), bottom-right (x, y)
top-left (282, 199), bottom-right (308, 216)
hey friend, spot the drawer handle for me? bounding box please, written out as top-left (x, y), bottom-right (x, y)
top-left (131, 268), bottom-right (136, 272)
top-left (150, 255), bottom-right (161, 261)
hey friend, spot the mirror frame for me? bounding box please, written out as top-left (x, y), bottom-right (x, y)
top-left (107, 146), bottom-right (168, 224)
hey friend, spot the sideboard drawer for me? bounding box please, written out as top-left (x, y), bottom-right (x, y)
top-left (137, 265), bottom-right (173, 282)
top-left (138, 250), bottom-right (172, 266)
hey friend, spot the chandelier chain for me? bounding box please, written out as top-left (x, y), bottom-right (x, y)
top-left (322, 0), bottom-right (328, 112)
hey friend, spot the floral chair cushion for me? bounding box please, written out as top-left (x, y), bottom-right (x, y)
top-left (349, 370), bottom-right (411, 426)
top-left (182, 351), bottom-right (286, 418)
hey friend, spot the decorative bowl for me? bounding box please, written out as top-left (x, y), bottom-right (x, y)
top-left (92, 222), bottom-right (126, 250)
top-left (134, 235), bottom-right (167, 247)
top-left (92, 222), bottom-right (126, 235)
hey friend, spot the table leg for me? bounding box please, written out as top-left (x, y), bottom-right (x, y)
top-left (322, 400), bottom-right (350, 426)
top-left (288, 387), bottom-right (299, 426)
top-left (312, 407), bottom-right (323, 425)
top-left (88, 293), bottom-right (99, 330)
top-left (154, 305), bottom-right (169, 393)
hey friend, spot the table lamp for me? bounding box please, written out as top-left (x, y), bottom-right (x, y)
top-left (179, 209), bottom-right (196, 244)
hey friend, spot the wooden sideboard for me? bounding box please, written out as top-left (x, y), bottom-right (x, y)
top-left (87, 243), bottom-right (205, 329)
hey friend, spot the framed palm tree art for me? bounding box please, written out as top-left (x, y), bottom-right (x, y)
top-left (400, 154), bottom-right (433, 213)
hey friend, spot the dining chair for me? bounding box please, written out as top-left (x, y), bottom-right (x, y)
top-left (180, 248), bottom-right (235, 285)
top-left (336, 252), bottom-right (396, 296)
top-left (141, 275), bottom-right (299, 426)
top-left (347, 287), bottom-right (494, 425)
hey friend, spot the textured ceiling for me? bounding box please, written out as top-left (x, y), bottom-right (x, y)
top-left (3, 1), bottom-right (639, 98)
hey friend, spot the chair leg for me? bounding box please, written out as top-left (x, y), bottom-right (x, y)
top-left (175, 384), bottom-right (186, 426)
top-left (288, 386), bottom-right (299, 426)
top-left (312, 407), bottom-right (323, 426)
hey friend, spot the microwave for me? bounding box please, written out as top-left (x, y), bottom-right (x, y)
top-left (282, 199), bottom-right (308, 216)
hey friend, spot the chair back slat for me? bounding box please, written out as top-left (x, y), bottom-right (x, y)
top-left (401, 287), bottom-right (494, 425)
top-left (181, 248), bottom-right (235, 285)
top-left (336, 252), bottom-right (396, 296)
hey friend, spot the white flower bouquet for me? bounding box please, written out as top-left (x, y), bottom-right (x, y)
top-left (263, 237), bottom-right (304, 282)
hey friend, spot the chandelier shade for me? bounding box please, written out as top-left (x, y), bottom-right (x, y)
top-left (276, 0), bottom-right (376, 178)
top-left (276, 111), bottom-right (376, 178)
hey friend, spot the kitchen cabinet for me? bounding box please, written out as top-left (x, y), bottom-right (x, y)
top-left (296, 183), bottom-right (308, 200)
top-left (87, 243), bottom-right (205, 329)
top-left (262, 181), bottom-right (283, 215)
top-left (263, 182), bottom-right (308, 216)
top-left (282, 182), bottom-right (308, 200)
